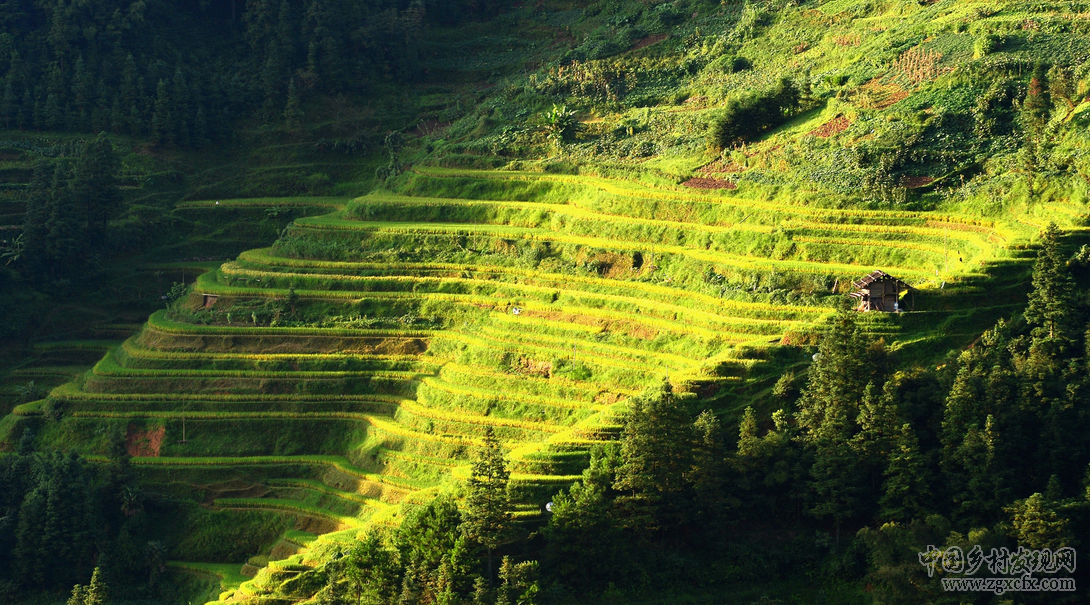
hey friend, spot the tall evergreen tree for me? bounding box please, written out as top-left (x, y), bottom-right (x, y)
top-left (284, 77), bottom-right (303, 132)
top-left (150, 79), bottom-right (172, 145)
top-left (460, 427), bottom-right (512, 584)
top-left (878, 423), bottom-right (931, 523)
top-left (613, 381), bottom-right (694, 540)
top-left (1025, 223), bottom-right (1073, 341)
top-left (797, 303), bottom-right (869, 438)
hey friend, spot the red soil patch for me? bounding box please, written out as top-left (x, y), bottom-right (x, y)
top-left (810, 115), bottom-right (851, 138)
top-left (682, 177), bottom-right (737, 190)
top-left (901, 175), bottom-right (935, 189)
top-left (631, 34), bottom-right (668, 51)
top-left (126, 425), bottom-right (165, 457)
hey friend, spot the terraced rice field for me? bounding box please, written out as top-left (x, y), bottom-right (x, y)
top-left (7, 166), bottom-right (1047, 601)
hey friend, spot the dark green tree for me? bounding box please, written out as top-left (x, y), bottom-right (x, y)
top-left (460, 427), bottom-right (512, 584)
top-left (798, 303), bottom-right (869, 438)
top-left (542, 445), bottom-right (625, 591)
top-left (1025, 223), bottom-right (1073, 341)
top-left (284, 77), bottom-right (303, 132)
top-left (612, 381), bottom-right (694, 540)
top-left (150, 79), bottom-right (172, 145)
top-left (878, 423), bottom-right (931, 523)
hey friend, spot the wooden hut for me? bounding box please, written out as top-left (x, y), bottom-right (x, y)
top-left (849, 271), bottom-right (913, 312)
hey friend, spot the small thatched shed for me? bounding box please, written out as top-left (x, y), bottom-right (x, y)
top-left (849, 271), bottom-right (913, 312)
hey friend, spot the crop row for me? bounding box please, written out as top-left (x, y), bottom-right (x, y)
top-left (213, 498), bottom-right (361, 528)
top-left (241, 248), bottom-right (829, 318)
top-left (93, 351), bottom-right (431, 381)
top-left (291, 219), bottom-right (937, 280)
top-left (266, 479), bottom-right (389, 508)
top-left (410, 167), bottom-right (1006, 226)
top-left (349, 193), bottom-right (999, 260)
top-left (112, 454), bottom-right (419, 491)
top-left (225, 260), bottom-right (809, 333)
top-left (148, 309), bottom-right (437, 338)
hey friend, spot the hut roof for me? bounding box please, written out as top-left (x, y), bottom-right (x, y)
top-left (848, 271), bottom-right (914, 298)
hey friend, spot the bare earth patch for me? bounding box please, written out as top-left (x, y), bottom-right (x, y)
top-left (810, 115), bottom-right (851, 138)
top-left (126, 425), bottom-right (165, 457)
top-left (682, 177), bottom-right (737, 190)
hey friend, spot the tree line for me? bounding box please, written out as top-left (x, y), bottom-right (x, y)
top-left (0, 0), bottom-right (515, 146)
top-left (0, 429), bottom-right (169, 603)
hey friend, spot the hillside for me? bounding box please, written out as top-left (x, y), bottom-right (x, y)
top-left (2, 1), bottom-right (1090, 604)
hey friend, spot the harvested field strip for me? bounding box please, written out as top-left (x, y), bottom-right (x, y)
top-left (378, 447), bottom-right (462, 468)
top-left (475, 325), bottom-right (696, 366)
top-left (213, 498), bottom-right (361, 528)
top-left (96, 455), bottom-right (419, 491)
top-left (49, 382), bottom-right (407, 403)
top-left (120, 342), bottom-right (432, 367)
top-left (67, 411), bottom-right (492, 448)
top-left (8, 366), bottom-right (85, 377)
top-left (265, 479), bottom-right (389, 508)
top-left (166, 562), bottom-right (249, 592)
top-left (93, 352), bottom-right (430, 380)
top-left (412, 167), bottom-right (1006, 227)
top-left (400, 395), bottom-right (566, 432)
top-left (225, 264), bottom-right (815, 327)
top-left (241, 249), bottom-right (827, 319)
top-left (31, 339), bottom-right (122, 351)
top-left (199, 279), bottom-right (779, 342)
top-left (147, 310), bottom-right (437, 338)
top-left (442, 332), bottom-right (667, 373)
top-left (226, 262), bottom-right (812, 329)
top-left (790, 235), bottom-right (952, 255)
top-left (177, 196), bottom-right (349, 209)
top-left (291, 220), bottom-right (936, 279)
top-left (439, 362), bottom-right (632, 397)
top-left (419, 377), bottom-right (590, 412)
top-left (351, 193), bottom-right (771, 234)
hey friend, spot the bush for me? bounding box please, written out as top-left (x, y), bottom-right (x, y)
top-left (708, 78), bottom-right (801, 150)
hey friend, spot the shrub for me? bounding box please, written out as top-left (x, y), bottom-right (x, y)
top-left (707, 78), bottom-right (802, 150)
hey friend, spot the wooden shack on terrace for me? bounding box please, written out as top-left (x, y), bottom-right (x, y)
top-left (849, 270), bottom-right (914, 312)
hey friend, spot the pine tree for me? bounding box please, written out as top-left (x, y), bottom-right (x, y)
top-left (542, 446), bottom-right (623, 592)
top-left (119, 55), bottom-right (139, 110)
top-left (73, 133), bottom-right (120, 233)
top-left (797, 303), bottom-right (869, 438)
top-left (878, 423), bottom-right (930, 522)
top-left (808, 386), bottom-right (866, 542)
top-left (1007, 493), bottom-right (1069, 549)
top-left (736, 406), bottom-right (761, 458)
top-left (66, 584), bottom-right (88, 605)
top-left (1, 80), bottom-right (14, 128)
top-left (613, 381), bottom-right (694, 540)
top-left (109, 98), bottom-right (124, 134)
top-left (1025, 223), bottom-right (1073, 341)
top-left (460, 427), bottom-right (512, 584)
top-left (193, 105), bottom-right (209, 147)
top-left (150, 79), bottom-right (172, 145)
top-left (284, 77), bottom-right (303, 132)
top-left (1023, 62), bottom-right (1052, 131)
top-left (171, 67), bottom-right (190, 147)
top-left (44, 93), bottom-right (63, 131)
top-left (853, 381), bottom-right (900, 461)
top-left (85, 567), bottom-right (107, 605)
top-left (690, 409), bottom-right (729, 534)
